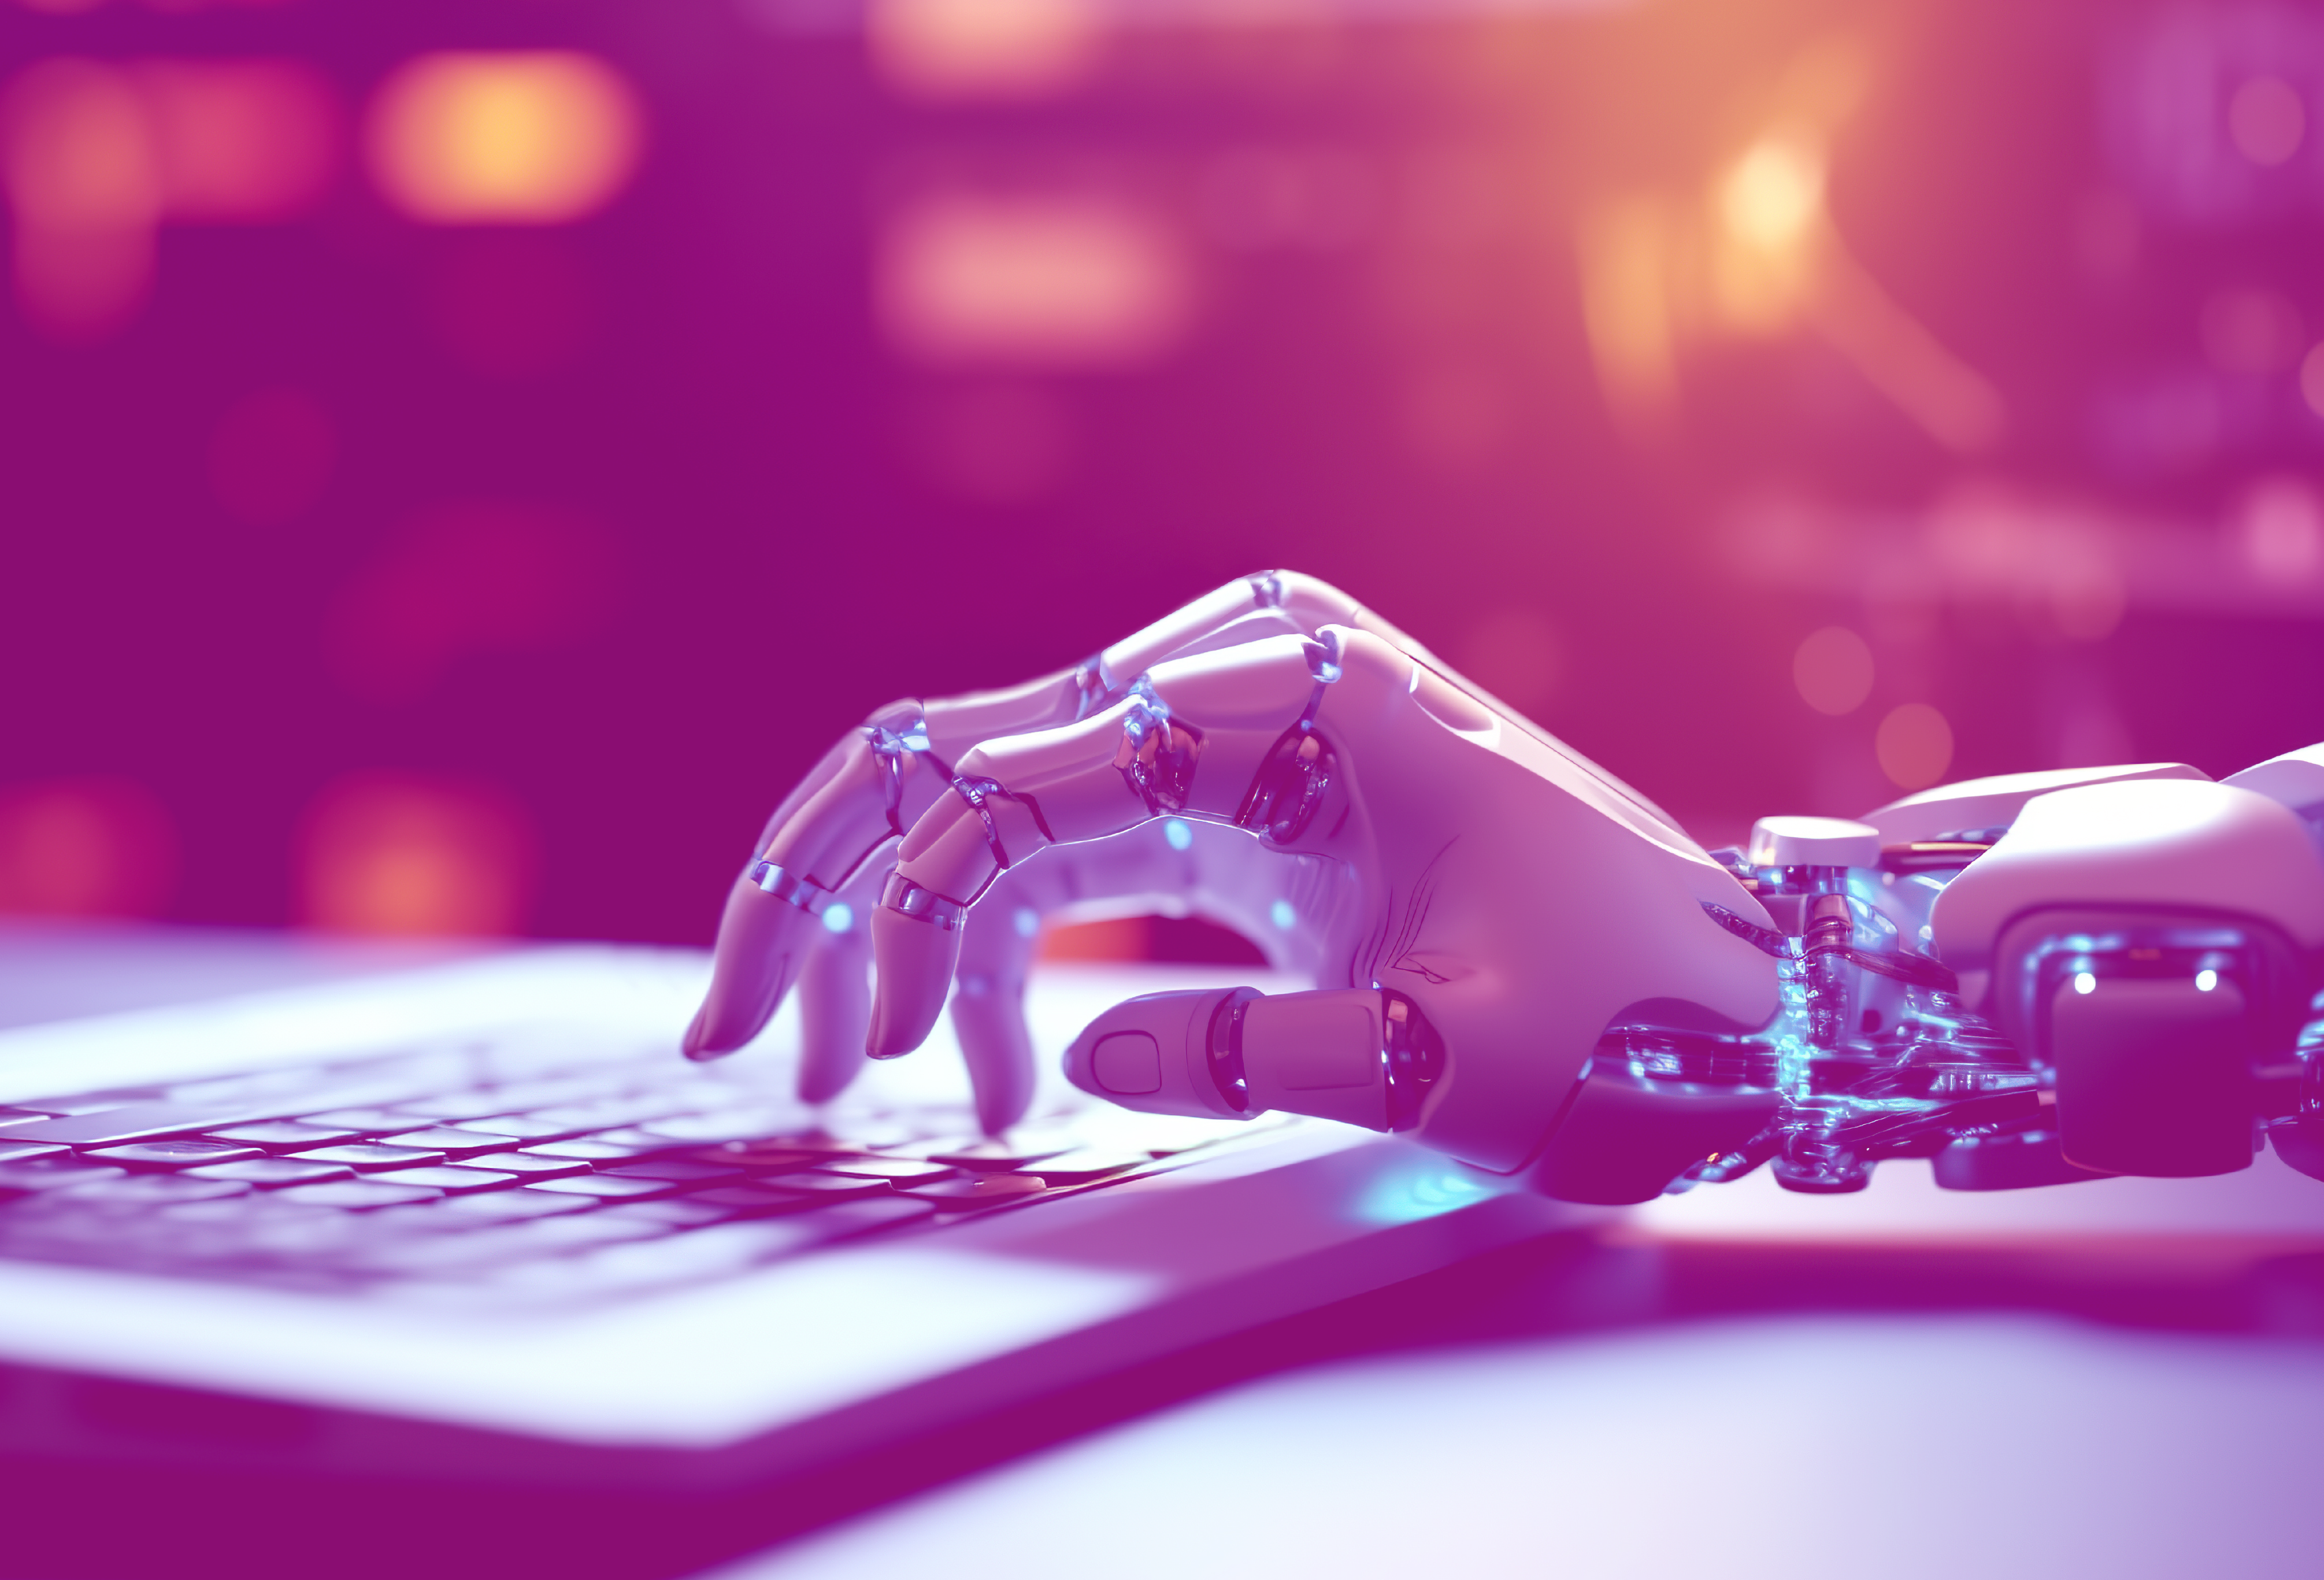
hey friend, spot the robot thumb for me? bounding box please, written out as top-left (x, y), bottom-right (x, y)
top-left (1063, 985), bottom-right (1444, 1132)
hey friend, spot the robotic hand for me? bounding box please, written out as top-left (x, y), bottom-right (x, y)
top-left (687, 571), bottom-right (2324, 1203)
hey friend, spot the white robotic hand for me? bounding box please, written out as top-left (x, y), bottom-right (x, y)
top-left (688, 571), bottom-right (2324, 1203)
top-left (687, 571), bottom-right (1783, 1193)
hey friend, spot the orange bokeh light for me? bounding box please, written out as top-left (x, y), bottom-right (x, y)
top-left (298, 774), bottom-right (536, 937)
top-left (366, 53), bottom-right (642, 225)
top-left (879, 192), bottom-right (1193, 367)
top-left (139, 61), bottom-right (337, 220)
top-left (0, 57), bottom-right (335, 338)
top-left (2228, 75), bottom-right (2306, 168)
top-left (1792, 626), bottom-right (1875, 716)
top-left (0, 776), bottom-right (176, 918)
top-left (869, 0), bottom-right (1104, 101)
top-left (1875, 703), bottom-right (1955, 791)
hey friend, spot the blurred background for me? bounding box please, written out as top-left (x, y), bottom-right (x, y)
top-left (3, 0), bottom-right (2323, 949)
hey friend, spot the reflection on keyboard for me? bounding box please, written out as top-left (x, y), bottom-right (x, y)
top-left (0, 1035), bottom-right (1258, 1306)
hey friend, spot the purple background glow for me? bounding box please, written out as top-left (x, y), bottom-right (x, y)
top-left (6, 0), bottom-right (2324, 945)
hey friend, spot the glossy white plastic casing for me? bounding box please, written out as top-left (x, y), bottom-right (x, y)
top-left (1931, 778), bottom-right (2324, 983)
top-left (2224, 743), bottom-right (2324, 816)
top-left (1748, 816), bottom-right (1882, 868)
top-left (1865, 763), bottom-right (2208, 843)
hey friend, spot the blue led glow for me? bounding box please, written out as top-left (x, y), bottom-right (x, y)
top-left (2196, 968), bottom-right (2219, 992)
top-left (2073, 971), bottom-right (2096, 995)
top-left (1162, 817), bottom-right (1193, 850)
top-left (1270, 898), bottom-right (1296, 930)
top-left (1356, 1164), bottom-right (1494, 1224)
top-left (821, 902), bottom-right (854, 934)
top-left (1013, 906), bottom-right (1040, 939)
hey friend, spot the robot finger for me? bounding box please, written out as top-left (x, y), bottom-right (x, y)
top-left (1061, 983), bottom-right (1445, 1133)
top-left (794, 885), bottom-right (875, 1104)
top-left (947, 820), bottom-right (1261, 1134)
top-left (1085, 571), bottom-right (1359, 705)
top-left (750, 726), bottom-right (870, 861)
top-left (683, 874), bottom-right (829, 1059)
top-left (950, 897), bottom-right (1042, 1135)
top-left (759, 707), bottom-right (946, 896)
top-left (913, 574), bottom-right (1348, 771)
top-left (684, 708), bottom-right (937, 1061)
top-left (864, 774), bottom-right (1066, 1061)
top-left (866, 637), bottom-right (1325, 1060)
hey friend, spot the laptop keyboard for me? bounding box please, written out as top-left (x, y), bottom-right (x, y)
top-left (0, 1035), bottom-right (1259, 1306)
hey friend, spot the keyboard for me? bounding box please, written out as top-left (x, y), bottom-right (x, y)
top-left (0, 1033), bottom-right (1263, 1308)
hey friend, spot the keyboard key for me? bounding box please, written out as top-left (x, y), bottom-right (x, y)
top-left (443, 1115), bottom-right (595, 1142)
top-left (275, 1180), bottom-right (442, 1210)
top-left (0, 1141), bottom-right (68, 1165)
top-left (369, 1210), bottom-right (670, 1274)
top-left (369, 1167), bottom-right (520, 1196)
top-left (809, 1156), bottom-right (959, 1183)
top-left (85, 1139), bottom-right (267, 1170)
top-left (685, 1184), bottom-right (843, 1218)
top-left (297, 1109), bottom-right (432, 1135)
top-left (0, 1106), bottom-right (62, 1124)
top-left (391, 1092), bottom-right (525, 1122)
top-left (358, 1201), bottom-right (500, 1237)
top-left (503, 1211), bottom-right (671, 1249)
top-left (998, 1148), bottom-right (1150, 1184)
top-left (642, 1187), bottom-right (939, 1232)
top-left (884, 1134), bottom-right (989, 1160)
top-left (522, 1175), bottom-right (683, 1201)
top-left (589, 1127), bottom-right (700, 1149)
top-left (526, 1094), bottom-right (701, 1130)
top-left (752, 1174), bottom-right (895, 1201)
top-left (160, 1194), bottom-right (302, 1225)
top-left (433, 1189), bottom-right (598, 1221)
top-left (522, 1135), bottom-right (681, 1162)
top-left (696, 1137), bottom-right (870, 1170)
top-left (205, 1120), bottom-right (365, 1150)
top-left (813, 1195), bottom-right (942, 1237)
top-left (290, 1143), bottom-right (448, 1171)
top-left (595, 1159), bottom-right (744, 1186)
top-left (236, 1208), bottom-right (368, 1255)
top-left (454, 1152), bottom-right (591, 1179)
top-left (18, 1095), bottom-right (158, 1116)
top-left (0, 1158), bottom-right (128, 1193)
top-left (770, 1138), bottom-right (887, 1158)
top-left (922, 1135), bottom-right (1079, 1171)
top-left (896, 1174), bottom-right (1048, 1209)
top-left (634, 1108), bottom-right (810, 1144)
top-left (369, 1127), bottom-right (522, 1159)
top-left (61, 1174), bottom-right (252, 1206)
top-left (0, 1104), bottom-right (245, 1146)
top-left (186, 1158), bottom-right (354, 1188)
top-left (546, 1208), bottom-right (691, 1244)
top-left (589, 1198), bottom-right (737, 1230)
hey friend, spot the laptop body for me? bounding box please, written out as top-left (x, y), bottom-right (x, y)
top-left (0, 939), bottom-right (1586, 1549)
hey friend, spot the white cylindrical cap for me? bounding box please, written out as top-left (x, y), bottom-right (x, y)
top-left (1062, 987), bottom-right (1250, 1120)
top-left (1063, 985), bottom-right (1397, 1130)
top-left (1748, 815), bottom-right (1882, 868)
